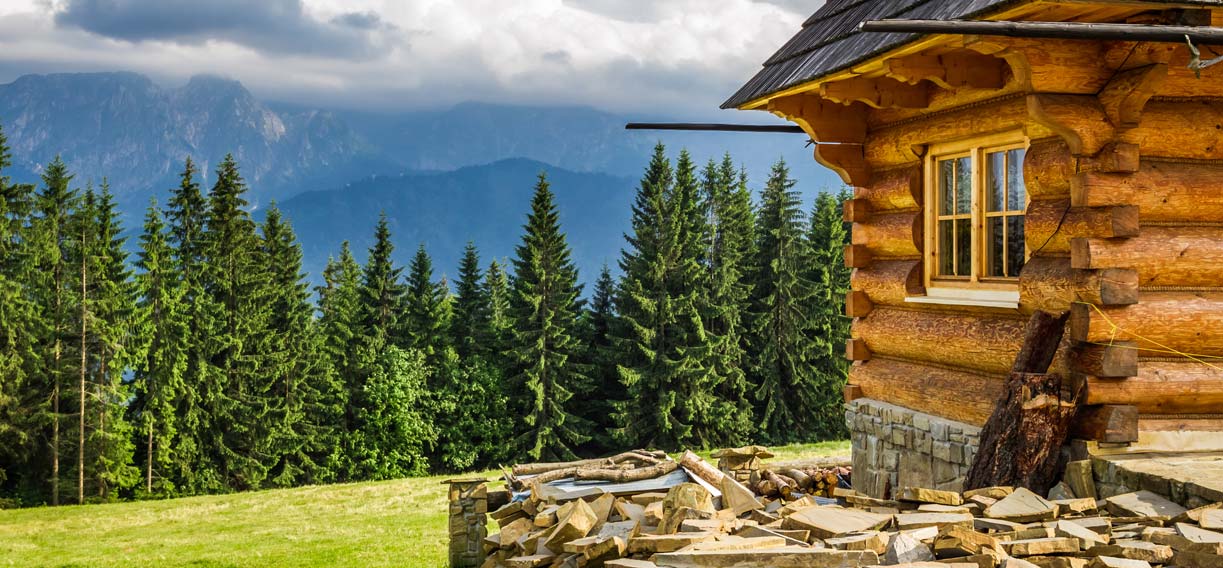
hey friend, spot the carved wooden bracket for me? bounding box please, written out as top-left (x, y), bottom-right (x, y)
top-left (1027, 94), bottom-right (1114, 157)
top-left (767, 94), bottom-right (867, 144)
top-left (816, 143), bottom-right (871, 187)
top-left (1103, 41), bottom-right (1176, 71)
top-left (884, 51), bottom-right (1007, 90)
top-left (1098, 63), bottom-right (1167, 129)
top-left (820, 77), bottom-right (929, 109)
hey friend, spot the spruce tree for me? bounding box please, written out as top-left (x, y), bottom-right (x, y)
top-left (578, 264), bottom-right (620, 454)
top-left (507, 173), bottom-right (590, 461)
top-left (804, 189), bottom-right (853, 439)
top-left (484, 260), bottom-right (512, 358)
top-left (450, 242), bottom-right (489, 359)
top-left (403, 243), bottom-right (448, 365)
top-left (358, 213), bottom-right (406, 345)
top-left (750, 159), bottom-right (820, 443)
top-left (315, 242), bottom-right (360, 478)
top-left (132, 200), bottom-right (186, 496)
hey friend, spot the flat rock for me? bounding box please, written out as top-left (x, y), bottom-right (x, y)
top-left (1104, 491), bottom-right (1186, 519)
top-left (1171, 550), bottom-right (1223, 567)
top-left (933, 524), bottom-right (1001, 558)
top-left (1047, 483), bottom-right (1075, 502)
top-left (1000, 537), bottom-right (1078, 557)
top-left (505, 553), bottom-right (554, 568)
top-left (599, 520), bottom-right (641, 542)
top-left (918, 504), bottom-right (972, 514)
top-left (720, 475), bottom-right (764, 516)
top-left (1024, 557), bottom-right (1087, 568)
top-left (652, 547), bottom-right (878, 568)
top-left (628, 532), bottom-right (718, 554)
top-left (1176, 521), bottom-right (1223, 543)
top-left (678, 535), bottom-right (787, 552)
top-left (1086, 558), bottom-right (1150, 568)
top-left (985, 488), bottom-right (1058, 523)
top-left (545, 498), bottom-right (598, 551)
top-left (1063, 461), bottom-right (1096, 500)
top-left (1202, 509), bottom-right (1223, 531)
top-left (897, 512), bottom-right (974, 531)
top-left (974, 517), bottom-right (1027, 532)
top-left (590, 493), bottom-right (616, 524)
top-left (1054, 519), bottom-right (1106, 549)
top-left (965, 487), bottom-right (1015, 500)
top-left (735, 525), bottom-right (810, 547)
top-left (501, 518), bottom-right (536, 550)
top-left (825, 531), bottom-right (887, 554)
top-left (1088, 540), bottom-right (1172, 564)
top-left (885, 531), bottom-right (935, 564)
top-left (1000, 560), bottom-right (1043, 568)
top-left (900, 487), bottom-right (964, 506)
top-left (1064, 517), bottom-right (1111, 536)
top-left (606, 560), bottom-right (659, 568)
top-left (1051, 498), bottom-right (1097, 516)
top-left (616, 501), bottom-right (646, 524)
top-left (782, 506), bottom-right (892, 539)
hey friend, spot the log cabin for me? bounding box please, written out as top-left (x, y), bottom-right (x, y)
top-left (725, 0), bottom-right (1223, 498)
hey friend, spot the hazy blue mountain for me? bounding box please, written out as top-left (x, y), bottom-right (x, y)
top-left (275, 158), bottom-right (637, 288)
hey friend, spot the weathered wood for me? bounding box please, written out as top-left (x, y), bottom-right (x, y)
top-left (1070, 341), bottom-right (1139, 378)
top-left (1071, 292), bottom-right (1223, 358)
top-left (767, 94), bottom-right (868, 144)
top-left (845, 290), bottom-right (874, 318)
top-left (965, 311), bottom-right (1074, 493)
top-left (1084, 362), bottom-right (1223, 414)
top-left (1026, 201), bottom-right (1139, 255)
top-left (1019, 257), bottom-right (1138, 313)
top-left (855, 165), bottom-right (921, 212)
top-left (574, 461), bottom-right (679, 482)
top-left (843, 198), bottom-right (872, 223)
top-left (1071, 405), bottom-right (1139, 443)
top-left (1072, 227), bottom-right (1223, 288)
top-left (851, 260), bottom-right (923, 307)
top-left (1073, 161), bottom-right (1223, 223)
top-left (816, 143), bottom-right (870, 187)
top-left (853, 308), bottom-right (1026, 375)
top-left (1027, 94), bottom-right (1113, 157)
top-left (852, 210), bottom-right (922, 258)
top-left (844, 244), bottom-right (872, 268)
top-left (845, 338), bottom-right (872, 362)
top-left (1097, 64), bottom-right (1167, 129)
top-left (1122, 100), bottom-right (1223, 160)
top-left (678, 451), bottom-right (724, 487)
top-left (849, 359), bottom-right (1004, 426)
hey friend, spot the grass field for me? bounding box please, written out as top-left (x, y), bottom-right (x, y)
top-left (0, 441), bottom-right (849, 567)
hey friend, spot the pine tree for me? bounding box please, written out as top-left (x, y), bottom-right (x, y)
top-left (132, 200), bottom-right (186, 496)
top-left (450, 242), bottom-right (489, 359)
top-left (507, 173), bottom-right (590, 461)
top-left (804, 189), bottom-right (853, 439)
top-left (750, 159), bottom-right (820, 443)
top-left (484, 260), bottom-right (512, 358)
top-left (612, 145), bottom-right (713, 449)
top-left (578, 264), bottom-right (620, 454)
top-left (699, 156), bottom-right (757, 446)
top-left (403, 243), bottom-right (448, 365)
top-left (358, 213), bottom-right (406, 345)
top-left (315, 242), bottom-right (360, 478)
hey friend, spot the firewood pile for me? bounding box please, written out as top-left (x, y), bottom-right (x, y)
top-left (477, 450), bottom-right (1223, 568)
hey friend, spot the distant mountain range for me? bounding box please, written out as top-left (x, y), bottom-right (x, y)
top-left (0, 72), bottom-right (844, 283)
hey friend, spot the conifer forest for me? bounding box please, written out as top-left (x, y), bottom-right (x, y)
top-left (0, 124), bottom-right (852, 507)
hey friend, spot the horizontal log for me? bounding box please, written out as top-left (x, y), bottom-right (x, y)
top-left (1070, 341), bottom-right (1138, 378)
top-left (1070, 292), bottom-right (1223, 358)
top-left (852, 211), bottom-right (922, 258)
top-left (1071, 226), bottom-right (1223, 288)
top-left (851, 260), bottom-right (923, 307)
top-left (1019, 256), bottom-right (1138, 313)
top-left (1071, 405), bottom-right (1139, 444)
top-left (849, 358), bottom-right (1005, 426)
top-left (1027, 94), bottom-right (1113, 157)
top-left (1073, 161), bottom-right (1223, 223)
top-left (961, 36), bottom-right (1112, 94)
top-left (855, 165), bottom-right (921, 211)
top-left (1084, 362), bottom-right (1223, 414)
top-left (1026, 201), bottom-right (1139, 256)
top-left (853, 308), bottom-right (1027, 375)
top-left (845, 244), bottom-right (872, 268)
top-left (843, 198), bottom-right (872, 223)
top-left (1122, 99), bottom-right (1223, 160)
top-left (845, 290), bottom-right (874, 318)
top-left (866, 95), bottom-right (1053, 168)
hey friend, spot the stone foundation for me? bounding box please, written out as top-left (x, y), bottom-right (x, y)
top-left (445, 478), bottom-right (489, 568)
top-left (846, 398), bottom-right (982, 498)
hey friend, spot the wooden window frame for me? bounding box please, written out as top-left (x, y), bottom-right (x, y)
top-left (910, 131), bottom-right (1030, 309)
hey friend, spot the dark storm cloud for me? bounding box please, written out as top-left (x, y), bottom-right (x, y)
top-left (54, 0), bottom-right (402, 59)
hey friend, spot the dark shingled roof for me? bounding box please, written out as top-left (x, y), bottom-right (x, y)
top-left (722, 0), bottom-right (1223, 109)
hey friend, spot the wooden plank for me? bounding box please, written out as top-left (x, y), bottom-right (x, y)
top-left (852, 211), bottom-right (922, 258)
top-left (1070, 292), bottom-right (1223, 359)
top-left (849, 358), bottom-right (1004, 426)
top-left (853, 308), bottom-right (1027, 375)
top-left (1072, 405), bottom-right (1139, 443)
top-left (767, 94), bottom-right (868, 144)
top-left (1084, 362), bottom-right (1223, 414)
top-left (821, 77), bottom-right (930, 109)
top-left (1072, 226), bottom-right (1223, 288)
top-left (1073, 161), bottom-right (1223, 223)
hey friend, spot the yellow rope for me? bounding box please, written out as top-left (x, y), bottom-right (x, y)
top-left (1072, 301), bottom-right (1223, 371)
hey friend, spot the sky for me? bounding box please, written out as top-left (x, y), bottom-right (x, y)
top-left (0, 0), bottom-right (820, 118)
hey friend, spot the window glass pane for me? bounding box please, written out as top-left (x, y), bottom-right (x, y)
top-left (956, 218), bottom-right (972, 276)
top-left (938, 220), bottom-right (954, 276)
top-left (1007, 215), bottom-right (1026, 277)
top-left (955, 156), bottom-right (972, 214)
top-left (939, 159), bottom-right (955, 215)
top-left (1007, 148), bottom-right (1026, 212)
top-left (986, 217), bottom-right (1005, 277)
top-left (987, 151), bottom-right (1005, 213)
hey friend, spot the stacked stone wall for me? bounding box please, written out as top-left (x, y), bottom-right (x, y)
top-left (446, 480), bottom-right (488, 567)
top-left (846, 398), bottom-right (981, 498)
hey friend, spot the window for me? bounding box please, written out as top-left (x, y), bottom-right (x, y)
top-left (915, 133), bottom-right (1029, 307)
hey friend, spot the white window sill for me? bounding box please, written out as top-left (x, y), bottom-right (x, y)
top-left (905, 288), bottom-right (1020, 310)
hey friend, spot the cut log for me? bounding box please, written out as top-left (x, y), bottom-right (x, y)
top-left (845, 244), bottom-right (873, 268)
top-left (843, 384), bottom-right (864, 402)
top-left (853, 308), bottom-right (1027, 375)
top-left (843, 198), bottom-right (872, 223)
top-left (846, 290), bottom-right (874, 318)
top-left (1122, 99), bottom-right (1223, 160)
top-left (1073, 161), bottom-right (1223, 223)
top-left (851, 260), bottom-right (923, 307)
top-left (1025, 201), bottom-right (1139, 255)
top-left (767, 94), bottom-right (868, 144)
top-left (849, 358), bottom-right (1005, 427)
top-left (961, 36), bottom-right (1111, 94)
top-left (1071, 405), bottom-right (1138, 443)
top-left (574, 461), bottom-right (679, 482)
top-left (1023, 138), bottom-right (1075, 200)
top-left (1070, 341), bottom-right (1138, 378)
top-left (1070, 292), bottom-right (1223, 358)
top-left (1019, 257), bottom-right (1138, 313)
top-left (965, 311), bottom-right (1076, 493)
top-left (1072, 227), bottom-right (1223, 288)
top-left (1084, 362), bottom-right (1223, 414)
top-left (856, 165), bottom-right (921, 211)
top-left (678, 451), bottom-right (723, 487)
top-left (852, 210), bottom-right (922, 258)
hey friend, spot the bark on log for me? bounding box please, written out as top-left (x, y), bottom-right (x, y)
top-left (1072, 226), bottom-right (1223, 288)
top-left (851, 260), bottom-right (923, 307)
top-left (574, 461), bottom-right (679, 482)
top-left (1084, 362), bottom-right (1223, 414)
top-left (1025, 200), bottom-right (1138, 255)
top-left (1070, 292), bottom-right (1223, 358)
top-left (855, 165), bottom-right (922, 211)
top-left (779, 468), bottom-right (812, 491)
top-left (965, 311), bottom-right (1075, 493)
top-left (852, 211), bottom-right (922, 258)
top-left (848, 358), bottom-right (1005, 426)
top-left (853, 308), bottom-right (1027, 375)
top-left (513, 450), bottom-right (666, 475)
top-left (1122, 100), bottom-right (1223, 160)
top-left (763, 470), bottom-right (795, 500)
top-left (1019, 256), bottom-right (1138, 313)
top-left (679, 451), bottom-right (724, 486)
top-left (1073, 160), bottom-right (1223, 223)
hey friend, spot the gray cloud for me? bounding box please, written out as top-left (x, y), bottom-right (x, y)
top-left (759, 0), bottom-right (822, 16)
top-left (54, 0), bottom-right (402, 59)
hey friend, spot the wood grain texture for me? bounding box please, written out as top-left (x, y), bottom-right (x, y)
top-left (855, 165), bottom-right (921, 212)
top-left (1070, 341), bottom-right (1138, 378)
top-left (1122, 100), bottom-right (1223, 160)
top-left (1071, 405), bottom-right (1139, 444)
top-left (1070, 292), bottom-right (1223, 358)
top-left (1071, 226), bottom-right (1223, 288)
top-left (853, 307), bottom-right (1026, 375)
top-left (1027, 94), bottom-right (1114, 157)
top-left (846, 290), bottom-right (874, 318)
top-left (1026, 201), bottom-right (1139, 256)
top-left (1085, 362), bottom-right (1223, 413)
top-left (851, 260), bottom-right (924, 307)
top-left (852, 211), bottom-right (922, 258)
top-left (1019, 257), bottom-right (1138, 313)
top-left (1097, 64), bottom-right (1167, 129)
top-left (1073, 161), bottom-right (1223, 223)
top-left (848, 358), bottom-right (1005, 427)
